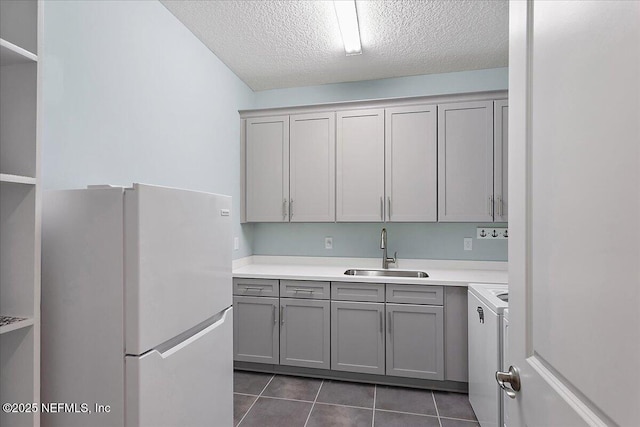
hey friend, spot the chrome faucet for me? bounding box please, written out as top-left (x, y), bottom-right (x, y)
top-left (380, 228), bottom-right (397, 269)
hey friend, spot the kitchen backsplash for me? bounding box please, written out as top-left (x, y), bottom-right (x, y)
top-left (252, 222), bottom-right (507, 261)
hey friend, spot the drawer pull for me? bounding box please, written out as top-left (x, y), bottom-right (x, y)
top-left (243, 286), bottom-right (264, 293)
top-left (294, 288), bottom-right (314, 294)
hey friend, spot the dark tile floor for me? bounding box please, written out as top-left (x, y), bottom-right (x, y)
top-left (234, 371), bottom-right (479, 427)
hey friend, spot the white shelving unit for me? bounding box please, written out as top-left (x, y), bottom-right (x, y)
top-left (0, 0), bottom-right (41, 425)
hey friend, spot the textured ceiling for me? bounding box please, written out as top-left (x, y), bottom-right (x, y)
top-left (161, 0), bottom-right (508, 91)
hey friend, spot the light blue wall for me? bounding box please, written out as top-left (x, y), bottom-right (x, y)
top-left (253, 223), bottom-right (507, 261)
top-left (253, 68), bottom-right (508, 109)
top-left (41, 0), bottom-right (254, 258)
top-left (251, 68), bottom-right (509, 261)
top-left (41, 0), bottom-right (508, 262)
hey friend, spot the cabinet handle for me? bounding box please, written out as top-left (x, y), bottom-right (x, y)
top-left (280, 306), bottom-right (284, 325)
top-left (379, 311), bottom-right (383, 334)
top-left (272, 305), bottom-right (276, 324)
top-left (496, 196), bottom-right (502, 217)
top-left (387, 196), bottom-right (392, 220)
top-left (489, 196), bottom-right (494, 217)
top-left (380, 197), bottom-right (384, 220)
top-left (283, 199), bottom-right (288, 219)
top-left (294, 288), bottom-right (314, 294)
top-left (388, 312), bottom-right (392, 336)
top-left (290, 199), bottom-right (294, 219)
top-left (243, 286), bottom-right (263, 293)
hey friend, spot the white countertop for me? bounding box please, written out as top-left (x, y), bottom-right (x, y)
top-left (233, 256), bottom-right (508, 287)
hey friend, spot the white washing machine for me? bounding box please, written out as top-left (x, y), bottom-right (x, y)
top-left (468, 284), bottom-right (508, 427)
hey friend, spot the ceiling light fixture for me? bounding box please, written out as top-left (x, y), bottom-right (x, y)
top-left (333, 0), bottom-right (362, 56)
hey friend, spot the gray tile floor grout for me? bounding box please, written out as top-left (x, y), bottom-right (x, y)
top-left (234, 371), bottom-right (479, 426)
top-left (303, 379), bottom-right (324, 427)
top-left (432, 390), bottom-right (443, 427)
top-left (236, 374), bottom-right (275, 427)
top-left (370, 385), bottom-right (376, 427)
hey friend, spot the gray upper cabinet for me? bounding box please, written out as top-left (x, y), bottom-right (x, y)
top-left (438, 101), bottom-right (494, 222)
top-left (289, 112), bottom-right (336, 222)
top-left (280, 298), bottom-right (330, 369)
top-left (494, 100), bottom-right (508, 222)
top-left (233, 296), bottom-right (279, 364)
top-left (336, 109), bottom-right (385, 222)
top-left (386, 303), bottom-right (444, 380)
top-left (331, 301), bottom-right (385, 375)
top-left (242, 93), bottom-right (507, 224)
top-left (246, 116), bottom-right (290, 222)
top-left (385, 105), bottom-right (438, 222)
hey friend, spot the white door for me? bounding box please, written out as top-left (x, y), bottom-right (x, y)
top-left (290, 112), bottom-right (335, 222)
top-left (507, 2), bottom-right (639, 426)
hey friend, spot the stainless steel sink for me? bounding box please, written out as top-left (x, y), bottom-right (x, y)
top-left (344, 269), bottom-right (429, 278)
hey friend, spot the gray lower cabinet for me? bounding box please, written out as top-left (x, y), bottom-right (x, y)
top-left (280, 298), bottom-right (330, 369)
top-left (233, 296), bottom-right (279, 364)
top-left (331, 301), bottom-right (385, 375)
top-left (386, 303), bottom-right (444, 380)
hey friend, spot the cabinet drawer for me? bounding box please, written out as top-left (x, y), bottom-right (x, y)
top-left (233, 278), bottom-right (279, 297)
top-left (386, 284), bottom-right (443, 305)
top-left (331, 282), bottom-right (385, 302)
top-left (280, 280), bottom-right (329, 299)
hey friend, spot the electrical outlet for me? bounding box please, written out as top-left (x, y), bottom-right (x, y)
top-left (464, 238), bottom-right (473, 251)
top-left (325, 237), bottom-right (333, 250)
top-left (477, 227), bottom-right (509, 239)
top-left (233, 237), bottom-right (239, 251)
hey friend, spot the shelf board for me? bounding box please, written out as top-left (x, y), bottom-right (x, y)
top-left (0, 316), bottom-right (34, 335)
top-left (0, 173), bottom-right (36, 185)
top-left (0, 38), bottom-right (37, 66)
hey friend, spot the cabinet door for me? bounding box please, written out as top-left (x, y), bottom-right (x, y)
top-left (246, 116), bottom-right (289, 222)
top-left (437, 101), bottom-right (494, 222)
top-left (331, 301), bottom-right (385, 375)
top-left (280, 298), bottom-right (330, 369)
top-left (233, 296), bottom-right (279, 364)
top-left (494, 100), bottom-right (508, 222)
top-left (386, 304), bottom-right (444, 380)
top-left (290, 112), bottom-right (335, 222)
top-left (336, 109), bottom-right (385, 222)
top-left (385, 105), bottom-right (437, 222)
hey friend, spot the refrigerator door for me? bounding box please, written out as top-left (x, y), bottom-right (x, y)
top-left (124, 184), bottom-right (232, 355)
top-left (126, 307), bottom-right (233, 427)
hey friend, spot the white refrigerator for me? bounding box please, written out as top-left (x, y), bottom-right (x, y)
top-left (42, 184), bottom-right (233, 427)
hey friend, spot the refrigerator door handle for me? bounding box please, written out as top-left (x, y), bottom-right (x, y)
top-left (156, 307), bottom-right (232, 359)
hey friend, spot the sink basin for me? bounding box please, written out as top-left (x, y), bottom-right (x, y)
top-left (344, 269), bottom-right (429, 278)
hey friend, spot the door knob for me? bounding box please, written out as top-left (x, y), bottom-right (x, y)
top-left (496, 365), bottom-right (521, 399)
